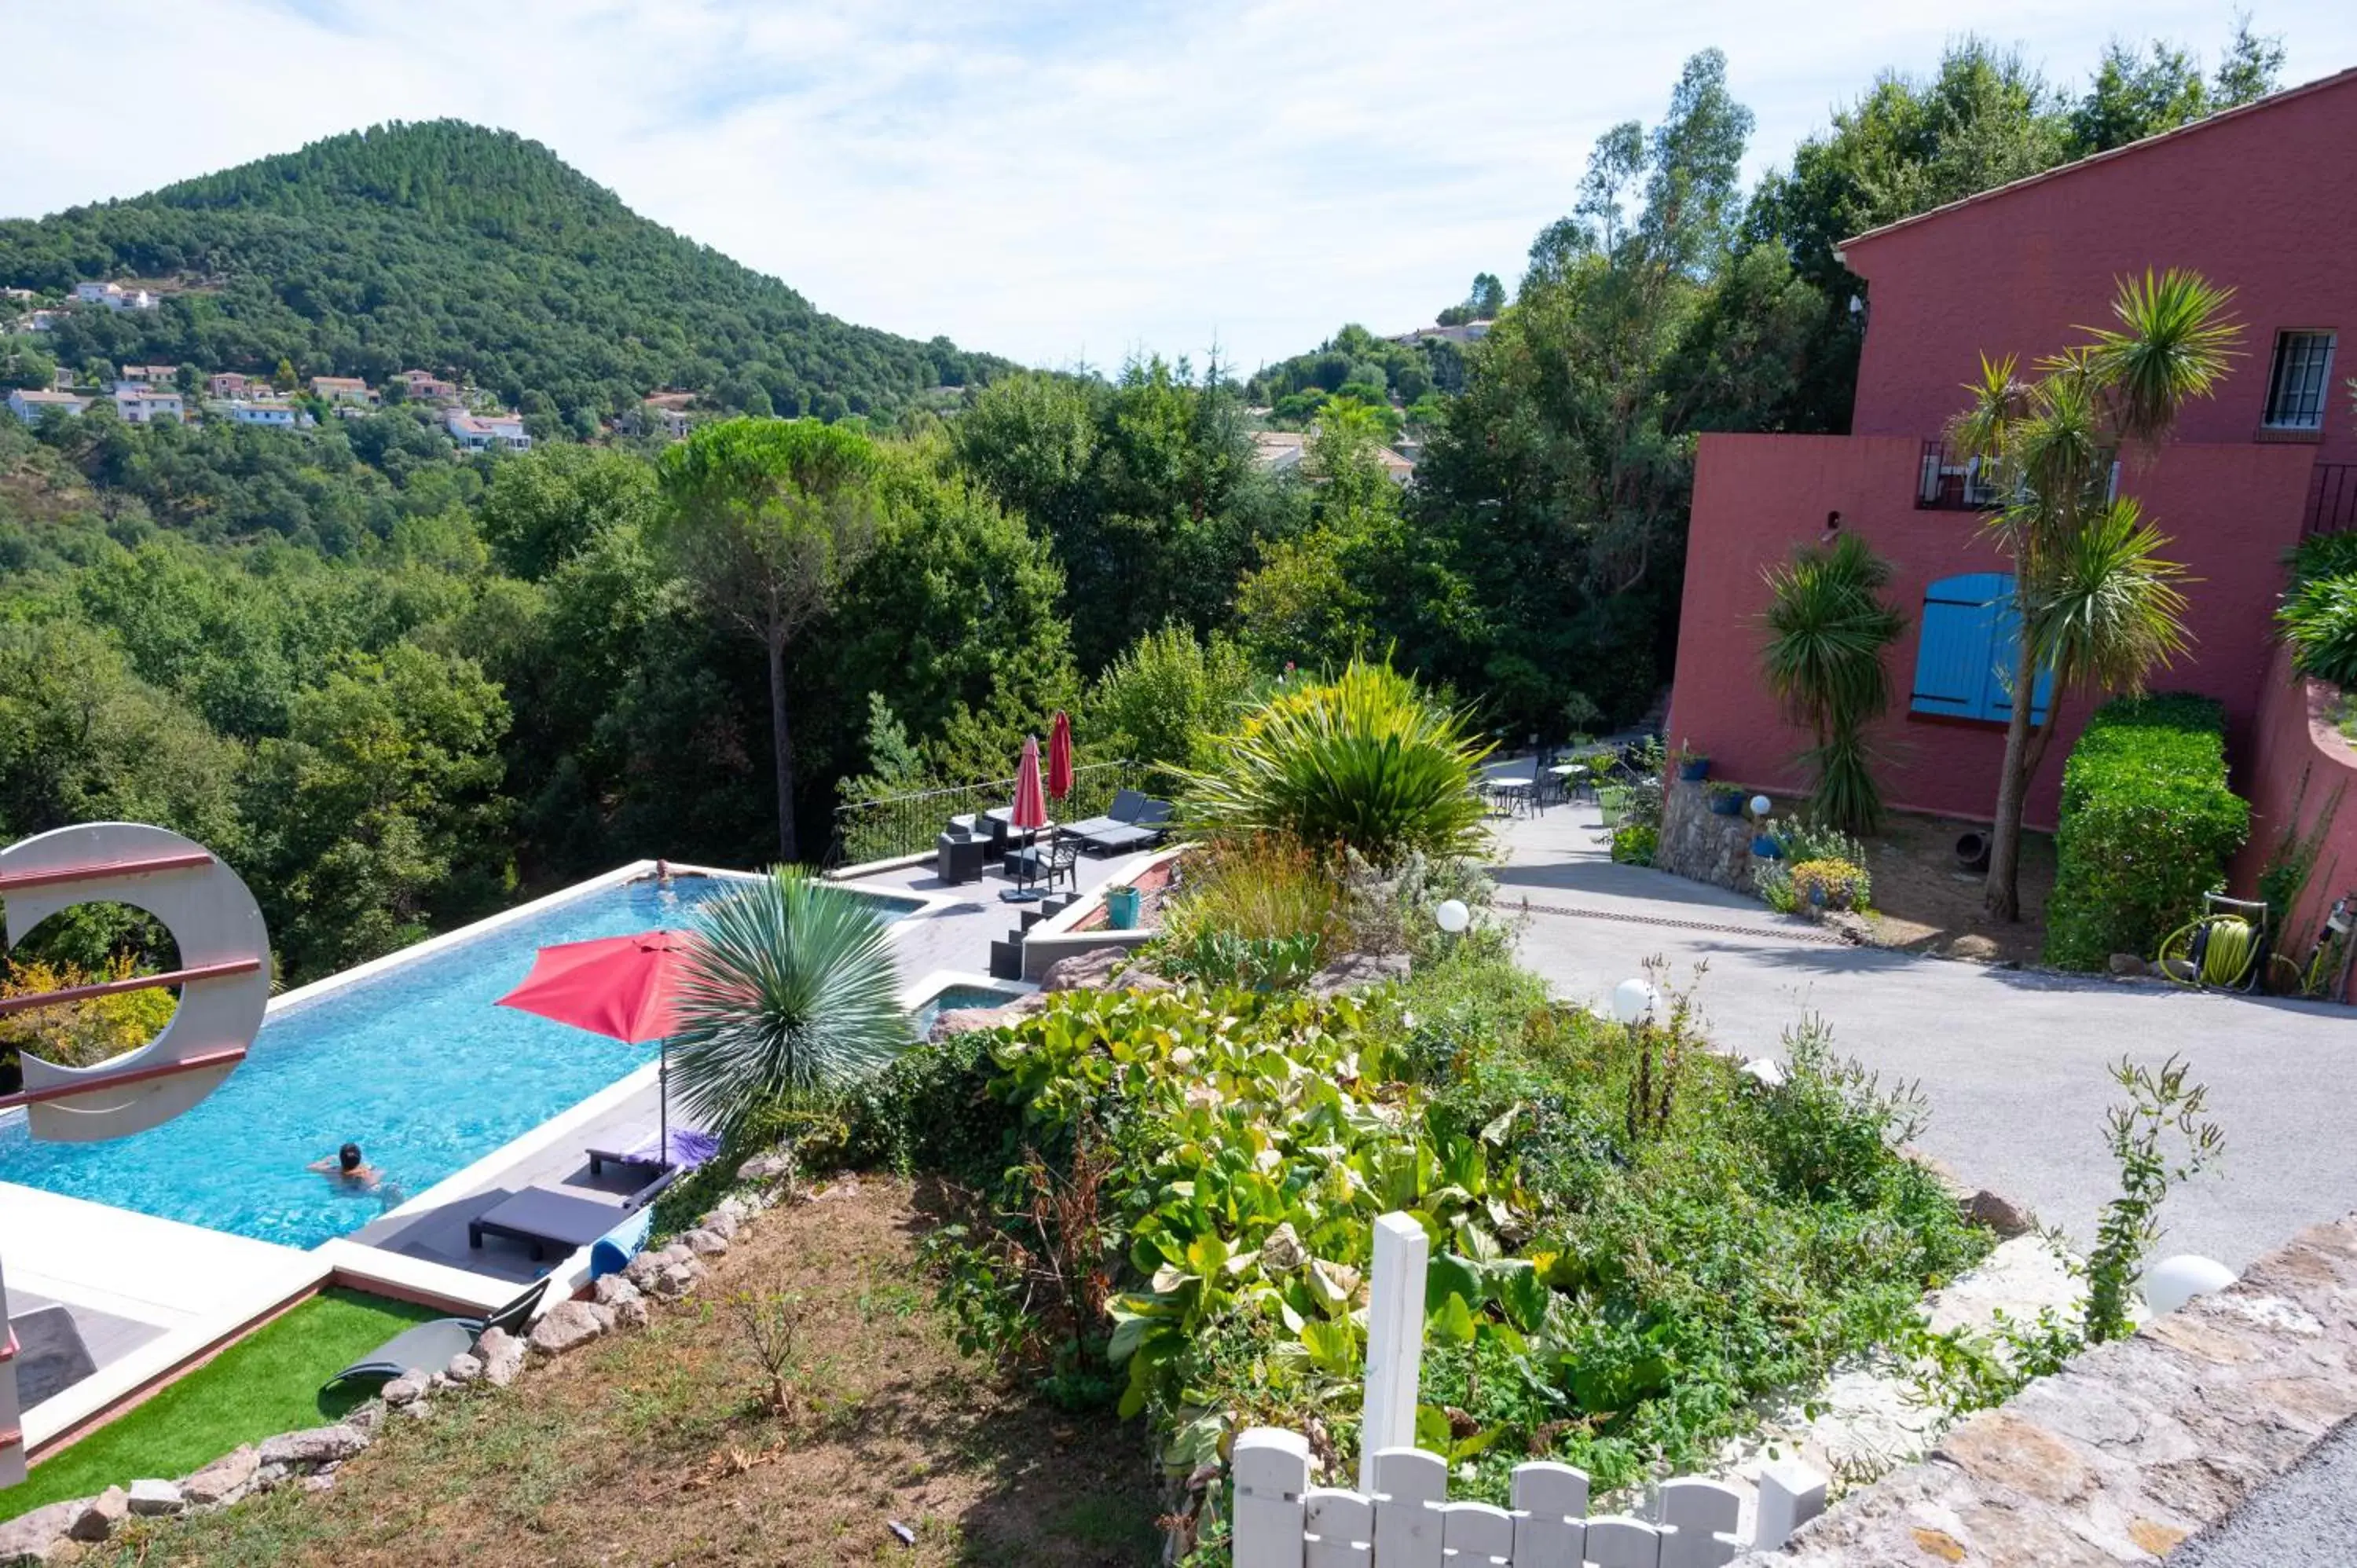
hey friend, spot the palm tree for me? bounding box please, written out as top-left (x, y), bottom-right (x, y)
top-left (1947, 269), bottom-right (2238, 921)
top-left (667, 868), bottom-right (909, 1139)
top-left (1759, 533), bottom-right (1906, 833)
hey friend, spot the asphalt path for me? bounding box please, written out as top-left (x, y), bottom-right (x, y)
top-left (1494, 800), bottom-right (2356, 1271)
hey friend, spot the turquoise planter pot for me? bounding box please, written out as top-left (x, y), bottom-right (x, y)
top-left (1105, 886), bottom-right (1143, 928)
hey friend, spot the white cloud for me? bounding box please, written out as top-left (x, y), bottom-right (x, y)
top-left (8, 2), bottom-right (2355, 371)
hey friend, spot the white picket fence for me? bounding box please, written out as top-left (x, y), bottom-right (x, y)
top-left (1228, 1214), bottom-right (1827, 1567)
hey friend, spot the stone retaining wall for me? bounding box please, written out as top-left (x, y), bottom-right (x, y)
top-left (1655, 775), bottom-right (1758, 893)
top-left (1732, 1211), bottom-right (2357, 1566)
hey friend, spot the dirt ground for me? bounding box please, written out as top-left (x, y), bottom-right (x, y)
top-left (1854, 811), bottom-right (2057, 967)
top-left (109, 1178), bottom-right (1163, 1567)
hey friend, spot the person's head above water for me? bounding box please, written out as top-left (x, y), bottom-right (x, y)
top-left (339, 1142), bottom-right (364, 1174)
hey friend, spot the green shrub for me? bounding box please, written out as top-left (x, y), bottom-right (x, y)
top-left (2289, 531), bottom-right (2357, 588)
top-left (1610, 822), bottom-right (1658, 865)
top-left (1180, 656), bottom-right (1493, 866)
top-left (2045, 694), bottom-right (2250, 970)
top-left (2278, 572), bottom-right (2357, 688)
top-left (1155, 929), bottom-right (1323, 990)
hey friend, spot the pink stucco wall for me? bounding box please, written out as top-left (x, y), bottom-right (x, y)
top-left (1843, 68), bottom-right (2357, 467)
top-left (1666, 434), bottom-right (2315, 829)
top-left (2229, 647), bottom-right (2357, 1002)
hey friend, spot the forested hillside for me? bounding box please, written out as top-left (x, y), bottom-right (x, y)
top-left (0, 121), bottom-right (1009, 428)
top-left (0, 25), bottom-right (2295, 1007)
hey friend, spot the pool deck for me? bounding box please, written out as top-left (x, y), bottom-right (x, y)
top-left (3, 848), bottom-right (1162, 1458)
top-left (1, 1182), bottom-right (328, 1454)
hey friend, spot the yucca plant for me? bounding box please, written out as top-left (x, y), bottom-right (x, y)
top-left (1758, 533), bottom-right (1905, 833)
top-left (1948, 268), bottom-right (2240, 920)
top-left (1180, 658), bottom-right (1493, 868)
top-left (668, 867), bottom-right (910, 1139)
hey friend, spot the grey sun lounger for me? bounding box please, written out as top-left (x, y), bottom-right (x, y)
top-left (9, 1305), bottom-right (98, 1409)
top-left (319, 1276), bottom-right (548, 1394)
top-left (467, 1167), bottom-right (677, 1262)
top-left (1060, 788), bottom-right (1150, 842)
top-left (1077, 798), bottom-right (1174, 853)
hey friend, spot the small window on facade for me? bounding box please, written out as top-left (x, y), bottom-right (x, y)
top-left (2262, 331), bottom-right (2336, 430)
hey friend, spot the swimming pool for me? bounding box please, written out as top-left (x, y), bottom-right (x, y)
top-left (0, 874), bottom-right (925, 1251)
top-left (910, 983), bottom-right (1025, 1039)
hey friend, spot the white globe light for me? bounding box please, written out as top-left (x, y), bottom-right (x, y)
top-left (1749, 794), bottom-right (1772, 819)
top-left (1434, 899), bottom-right (1471, 935)
top-left (2143, 1254), bottom-right (2238, 1317)
top-left (1611, 979), bottom-right (1659, 1025)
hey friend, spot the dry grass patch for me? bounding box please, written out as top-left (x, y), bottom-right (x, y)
top-left (104, 1178), bottom-right (1160, 1566)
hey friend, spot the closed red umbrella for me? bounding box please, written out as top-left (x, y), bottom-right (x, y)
top-left (498, 929), bottom-right (691, 1160)
top-left (1010, 735), bottom-right (1049, 833)
top-left (1047, 710), bottom-right (1074, 801)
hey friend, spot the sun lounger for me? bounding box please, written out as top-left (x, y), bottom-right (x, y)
top-left (1060, 788), bottom-right (1149, 842)
top-left (585, 1127), bottom-right (718, 1178)
top-left (1077, 798), bottom-right (1174, 853)
top-left (8, 1305), bottom-right (97, 1409)
top-left (467, 1167), bottom-right (676, 1262)
top-left (319, 1277), bottom-right (548, 1394)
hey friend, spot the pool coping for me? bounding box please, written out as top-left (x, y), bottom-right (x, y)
top-left (6, 858), bottom-right (973, 1463)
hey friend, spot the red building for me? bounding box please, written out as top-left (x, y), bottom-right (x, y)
top-left (1666, 67), bottom-right (2357, 986)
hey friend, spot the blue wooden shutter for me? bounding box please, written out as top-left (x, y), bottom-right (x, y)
top-left (1913, 573), bottom-right (2048, 723)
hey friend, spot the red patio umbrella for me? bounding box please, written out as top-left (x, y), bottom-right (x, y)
top-left (498, 929), bottom-right (692, 1163)
top-left (1047, 710), bottom-right (1074, 801)
top-left (1011, 735), bottom-right (1049, 833)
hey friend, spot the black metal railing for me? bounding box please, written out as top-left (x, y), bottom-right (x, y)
top-left (1916, 440), bottom-right (2002, 510)
top-left (827, 759), bottom-right (1141, 866)
top-left (2305, 463), bottom-right (2357, 537)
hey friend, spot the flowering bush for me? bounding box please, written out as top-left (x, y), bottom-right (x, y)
top-left (1787, 857), bottom-right (1868, 911)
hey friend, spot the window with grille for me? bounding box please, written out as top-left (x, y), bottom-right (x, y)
top-left (2263, 331), bottom-right (2336, 430)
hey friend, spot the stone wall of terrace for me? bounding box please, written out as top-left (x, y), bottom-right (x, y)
top-left (1732, 1211), bottom-right (2357, 1566)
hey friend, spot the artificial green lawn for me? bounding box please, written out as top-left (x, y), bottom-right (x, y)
top-left (2, 1288), bottom-right (437, 1521)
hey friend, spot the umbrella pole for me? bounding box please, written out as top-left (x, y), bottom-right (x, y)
top-left (658, 1039), bottom-right (669, 1167)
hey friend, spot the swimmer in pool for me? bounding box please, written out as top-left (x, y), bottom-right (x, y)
top-left (310, 1141), bottom-right (382, 1191)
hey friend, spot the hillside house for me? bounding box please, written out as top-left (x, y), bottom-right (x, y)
top-left (396, 369), bottom-right (461, 404)
top-left (73, 281), bottom-right (156, 311)
top-left (112, 387), bottom-right (184, 424)
top-left (215, 397), bottom-right (299, 428)
top-left (116, 365), bottom-right (178, 385)
top-left (310, 376), bottom-right (374, 405)
top-left (207, 373), bottom-right (252, 399)
top-left (445, 408), bottom-right (531, 452)
top-left (13, 310), bottom-right (56, 334)
top-left (7, 389), bottom-right (88, 423)
top-left (1664, 66), bottom-right (2357, 991)
top-left (645, 401), bottom-right (692, 438)
top-left (1252, 428), bottom-right (1415, 485)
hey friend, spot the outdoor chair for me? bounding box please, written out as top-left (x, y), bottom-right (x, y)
top-left (319, 1276), bottom-right (549, 1394)
top-left (585, 1127), bottom-right (719, 1178)
top-left (948, 811), bottom-right (1014, 860)
top-left (934, 826), bottom-right (987, 885)
top-left (1009, 831), bottom-right (1080, 893)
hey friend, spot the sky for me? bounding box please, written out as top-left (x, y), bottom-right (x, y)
top-left (7, 2), bottom-right (2356, 373)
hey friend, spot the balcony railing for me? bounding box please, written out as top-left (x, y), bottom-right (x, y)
top-left (1916, 440), bottom-right (2122, 513)
top-left (2306, 463), bottom-right (2357, 537)
top-left (1916, 441), bottom-right (2002, 510)
top-left (827, 758), bottom-right (1142, 866)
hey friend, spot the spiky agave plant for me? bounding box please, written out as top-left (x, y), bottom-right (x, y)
top-left (1180, 657), bottom-right (1492, 867)
top-left (668, 867), bottom-right (909, 1139)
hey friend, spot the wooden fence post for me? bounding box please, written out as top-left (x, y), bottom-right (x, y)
top-left (1233, 1427), bottom-right (1312, 1568)
top-left (1754, 1458), bottom-right (1828, 1550)
top-left (1360, 1211), bottom-right (1428, 1495)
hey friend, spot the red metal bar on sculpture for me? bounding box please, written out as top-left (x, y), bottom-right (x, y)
top-left (0, 850), bottom-right (216, 894)
top-left (0, 958), bottom-right (263, 1018)
top-left (0, 1046), bottom-right (251, 1112)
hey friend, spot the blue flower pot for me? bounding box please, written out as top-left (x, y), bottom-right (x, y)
top-left (1678, 758), bottom-right (1712, 782)
top-left (1105, 886), bottom-right (1142, 928)
top-left (1751, 835), bottom-right (1783, 859)
top-left (1708, 793), bottom-right (1743, 817)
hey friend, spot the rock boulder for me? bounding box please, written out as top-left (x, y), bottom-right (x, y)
top-left (0, 1500), bottom-right (79, 1566)
top-left (64, 1489), bottom-right (129, 1543)
top-left (526, 1299), bottom-right (604, 1356)
top-left (475, 1325), bottom-right (526, 1387)
top-left (258, 1423), bottom-right (370, 1468)
top-left (126, 1478), bottom-right (184, 1518)
top-left (180, 1445), bottom-right (258, 1508)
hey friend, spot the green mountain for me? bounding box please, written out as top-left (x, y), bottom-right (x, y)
top-left (0, 120), bottom-right (1010, 427)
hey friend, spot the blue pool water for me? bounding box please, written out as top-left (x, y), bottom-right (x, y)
top-left (911, 984), bottom-right (1024, 1039)
top-left (0, 874), bottom-right (924, 1251)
